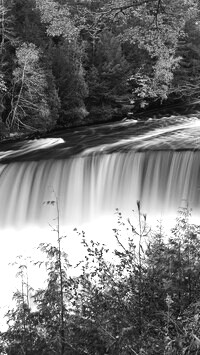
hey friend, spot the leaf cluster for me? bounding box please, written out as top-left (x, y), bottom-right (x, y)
top-left (2, 206), bottom-right (200, 354)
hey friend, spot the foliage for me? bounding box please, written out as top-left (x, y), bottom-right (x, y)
top-left (0, 0), bottom-right (199, 134)
top-left (6, 42), bottom-right (58, 131)
top-left (2, 205), bottom-right (200, 354)
top-left (50, 41), bottom-right (88, 126)
top-left (172, 19), bottom-right (200, 104)
top-left (85, 30), bottom-right (131, 122)
top-left (36, 0), bottom-right (78, 40)
top-left (99, 0), bottom-right (199, 105)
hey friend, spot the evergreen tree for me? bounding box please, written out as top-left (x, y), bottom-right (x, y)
top-left (172, 19), bottom-right (200, 105)
top-left (11, 0), bottom-right (46, 46)
top-left (50, 41), bottom-right (88, 126)
top-left (86, 30), bottom-right (131, 122)
top-left (36, 0), bottom-right (88, 126)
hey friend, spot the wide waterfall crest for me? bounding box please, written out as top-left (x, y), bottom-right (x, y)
top-left (0, 150), bottom-right (200, 227)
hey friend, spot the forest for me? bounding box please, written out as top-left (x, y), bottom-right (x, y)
top-left (1, 205), bottom-right (200, 354)
top-left (1, 2), bottom-right (200, 354)
top-left (0, 0), bottom-right (200, 137)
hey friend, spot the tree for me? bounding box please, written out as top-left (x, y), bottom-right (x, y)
top-left (36, 0), bottom-right (88, 126)
top-left (7, 42), bottom-right (59, 131)
top-left (171, 18), bottom-right (200, 105)
top-left (0, 0), bottom-right (15, 131)
top-left (33, 198), bottom-right (78, 355)
top-left (36, 0), bottom-right (78, 41)
top-left (1, 256), bottom-right (47, 355)
top-left (86, 30), bottom-right (131, 122)
top-left (50, 41), bottom-right (88, 126)
top-left (99, 0), bottom-right (199, 105)
top-left (2, 206), bottom-right (200, 354)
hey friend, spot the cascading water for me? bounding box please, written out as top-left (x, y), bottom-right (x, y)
top-left (0, 150), bottom-right (200, 227)
top-left (0, 116), bottom-right (200, 329)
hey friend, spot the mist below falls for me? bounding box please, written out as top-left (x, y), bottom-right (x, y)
top-left (0, 115), bottom-right (200, 328)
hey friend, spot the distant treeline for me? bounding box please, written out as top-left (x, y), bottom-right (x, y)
top-left (0, 0), bottom-right (200, 136)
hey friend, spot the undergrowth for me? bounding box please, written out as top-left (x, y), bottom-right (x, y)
top-left (1, 203), bottom-right (200, 354)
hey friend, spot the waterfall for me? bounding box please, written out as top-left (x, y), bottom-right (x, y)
top-left (1, 120), bottom-right (200, 330)
top-left (1, 150), bottom-right (200, 228)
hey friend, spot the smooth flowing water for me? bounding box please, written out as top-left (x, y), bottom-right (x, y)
top-left (0, 115), bottom-right (200, 328)
top-left (0, 150), bottom-right (200, 227)
top-left (0, 116), bottom-right (200, 227)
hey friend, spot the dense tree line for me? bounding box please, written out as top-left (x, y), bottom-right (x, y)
top-left (1, 205), bottom-right (200, 354)
top-left (0, 0), bottom-right (200, 135)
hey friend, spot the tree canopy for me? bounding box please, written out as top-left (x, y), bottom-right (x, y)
top-left (0, 0), bottom-right (199, 135)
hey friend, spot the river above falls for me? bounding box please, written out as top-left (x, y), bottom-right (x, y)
top-left (0, 114), bottom-right (199, 228)
top-left (0, 115), bottom-right (200, 162)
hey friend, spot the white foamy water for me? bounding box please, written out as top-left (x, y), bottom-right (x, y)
top-left (0, 216), bottom-right (119, 330)
top-left (0, 118), bottom-right (200, 329)
top-left (0, 138), bottom-right (64, 160)
top-left (0, 151), bottom-right (200, 227)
